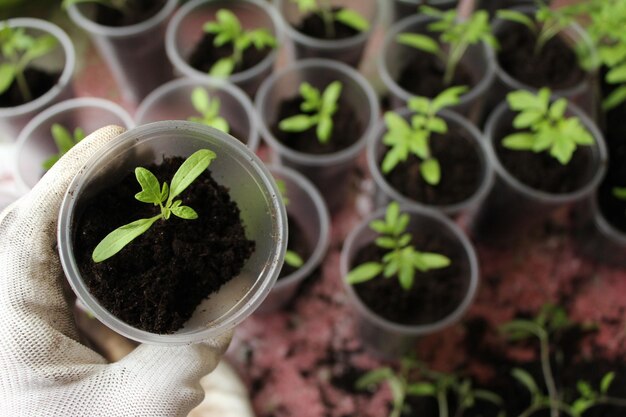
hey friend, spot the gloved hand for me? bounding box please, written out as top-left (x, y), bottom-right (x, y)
top-left (0, 126), bottom-right (254, 417)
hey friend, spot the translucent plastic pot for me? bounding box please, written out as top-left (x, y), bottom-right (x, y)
top-left (470, 100), bottom-right (607, 245)
top-left (258, 165), bottom-right (330, 313)
top-left (340, 204), bottom-right (479, 358)
top-left (275, 0), bottom-right (380, 68)
top-left (256, 58), bottom-right (379, 213)
top-left (15, 98), bottom-right (134, 191)
top-left (166, 0), bottom-right (281, 98)
top-left (392, 0), bottom-right (457, 23)
top-left (378, 14), bottom-right (495, 123)
top-left (58, 121), bottom-right (287, 345)
top-left (490, 6), bottom-right (599, 121)
top-left (67, 0), bottom-right (177, 105)
top-left (0, 18), bottom-right (75, 143)
top-left (135, 77), bottom-right (259, 152)
top-left (368, 108), bottom-right (493, 219)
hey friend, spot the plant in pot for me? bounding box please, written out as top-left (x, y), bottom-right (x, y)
top-left (275, 0), bottom-right (379, 68)
top-left (64, 0), bottom-right (178, 104)
top-left (378, 6), bottom-right (497, 123)
top-left (255, 58), bottom-right (379, 213)
top-left (166, 0), bottom-right (281, 98)
top-left (367, 85), bottom-right (494, 219)
top-left (489, 3), bottom-right (599, 119)
top-left (0, 18), bottom-right (75, 143)
top-left (14, 97), bottom-right (134, 191)
top-left (135, 77), bottom-right (259, 151)
top-left (257, 165), bottom-right (330, 313)
top-left (58, 121), bottom-right (286, 343)
top-left (340, 202), bottom-right (479, 358)
top-left (470, 88), bottom-right (607, 245)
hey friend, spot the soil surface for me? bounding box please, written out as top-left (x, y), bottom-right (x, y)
top-left (383, 127), bottom-right (483, 206)
top-left (497, 24), bottom-right (586, 90)
top-left (495, 126), bottom-right (594, 194)
top-left (351, 232), bottom-right (465, 325)
top-left (0, 68), bottom-right (59, 108)
top-left (271, 95), bottom-right (363, 155)
top-left (279, 215), bottom-right (312, 280)
top-left (189, 32), bottom-right (272, 75)
top-left (93, 0), bottom-right (166, 27)
top-left (296, 8), bottom-right (360, 40)
top-left (74, 156), bottom-right (255, 334)
top-left (397, 49), bottom-right (474, 98)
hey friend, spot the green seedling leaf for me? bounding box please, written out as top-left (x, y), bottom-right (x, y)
top-left (209, 57), bottom-right (235, 77)
top-left (188, 87), bottom-right (230, 133)
top-left (613, 187), bottom-right (626, 201)
top-left (600, 372), bottom-right (616, 394)
top-left (603, 85), bottom-right (626, 110)
top-left (334, 8), bottom-right (370, 32)
top-left (279, 114), bottom-right (318, 132)
top-left (406, 382), bottom-right (436, 396)
top-left (284, 250), bottom-right (304, 268)
top-left (396, 33), bottom-right (440, 55)
top-left (420, 158), bottom-right (440, 185)
top-left (134, 167), bottom-right (162, 204)
top-left (496, 9), bottom-right (537, 32)
top-left (0, 63), bottom-right (15, 95)
top-left (474, 389), bottom-right (503, 405)
top-left (169, 149), bottom-right (216, 202)
top-left (346, 262), bottom-right (383, 284)
top-left (92, 216), bottom-right (161, 263)
top-left (431, 85), bottom-right (468, 112)
top-left (171, 205), bottom-right (198, 220)
top-left (500, 320), bottom-right (541, 341)
top-left (355, 368), bottom-right (393, 389)
top-left (511, 368), bottom-right (540, 396)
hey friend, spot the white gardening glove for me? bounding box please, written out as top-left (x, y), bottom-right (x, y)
top-left (0, 126), bottom-right (254, 417)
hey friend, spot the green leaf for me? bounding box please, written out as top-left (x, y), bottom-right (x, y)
top-left (92, 216), bottom-right (161, 263)
top-left (249, 29), bottom-right (277, 49)
top-left (600, 372), bottom-right (615, 394)
top-left (169, 149), bottom-right (216, 202)
top-left (160, 182), bottom-right (169, 203)
top-left (279, 114), bottom-right (317, 132)
top-left (209, 57), bottom-right (235, 78)
top-left (284, 250), bottom-right (304, 268)
top-left (216, 9), bottom-right (241, 34)
top-left (355, 368), bottom-right (393, 390)
top-left (507, 90), bottom-right (546, 111)
top-left (317, 115), bottom-right (333, 143)
top-left (603, 85), bottom-right (626, 110)
top-left (51, 123), bottom-right (75, 154)
top-left (511, 368), bottom-right (540, 396)
top-left (419, 252), bottom-right (451, 270)
top-left (474, 390), bottom-right (503, 405)
top-left (210, 117), bottom-right (230, 133)
top-left (20, 34), bottom-right (57, 65)
top-left (551, 134), bottom-right (576, 165)
top-left (385, 111), bottom-right (411, 134)
top-left (375, 236), bottom-right (397, 249)
top-left (191, 87), bottom-right (210, 114)
top-left (502, 133), bottom-right (536, 150)
top-left (321, 81), bottom-right (342, 112)
top-left (382, 145), bottom-right (406, 174)
top-left (420, 158), bottom-right (440, 185)
top-left (396, 33), bottom-right (440, 55)
top-left (369, 219), bottom-right (388, 234)
top-left (571, 398), bottom-right (594, 417)
top-left (171, 204), bottom-right (198, 220)
top-left (607, 63), bottom-right (626, 84)
top-left (388, 376), bottom-right (405, 408)
top-left (613, 187), bottom-right (626, 201)
top-left (398, 256), bottom-right (415, 290)
top-left (549, 98), bottom-right (568, 120)
top-left (0, 63), bottom-right (15, 95)
top-left (500, 320), bottom-right (540, 340)
top-left (407, 382), bottom-right (436, 397)
top-left (513, 111), bottom-right (543, 129)
top-left (427, 117), bottom-right (447, 134)
top-left (346, 262), bottom-right (383, 285)
top-left (496, 9), bottom-right (537, 32)
top-left (203, 21), bottom-right (222, 34)
top-left (386, 202), bottom-right (400, 226)
top-left (134, 167), bottom-right (162, 204)
top-left (334, 8), bottom-right (370, 32)
top-left (431, 86), bottom-right (468, 112)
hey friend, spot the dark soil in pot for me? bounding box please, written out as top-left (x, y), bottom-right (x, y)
top-left (597, 140), bottom-right (626, 233)
top-left (397, 50), bottom-right (474, 99)
top-left (497, 26), bottom-right (585, 90)
top-left (0, 68), bottom-right (59, 108)
top-left (296, 7), bottom-right (359, 40)
top-left (495, 127), bottom-right (593, 194)
top-left (93, 0), bottom-right (166, 27)
top-left (351, 233), bottom-right (465, 325)
top-left (600, 68), bottom-right (626, 142)
top-left (278, 215), bottom-right (312, 280)
top-left (189, 33), bottom-right (272, 75)
top-left (271, 95), bottom-right (363, 155)
top-left (74, 156), bottom-right (255, 334)
top-left (382, 128), bottom-right (482, 205)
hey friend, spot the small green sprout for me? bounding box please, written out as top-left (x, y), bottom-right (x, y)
top-left (290, 0), bottom-right (370, 38)
top-left (346, 202), bottom-right (450, 291)
top-left (62, 0), bottom-right (129, 14)
top-left (613, 187), bottom-right (626, 201)
top-left (382, 86), bottom-right (468, 185)
top-left (396, 7), bottom-right (497, 86)
top-left (0, 24), bottom-right (58, 103)
top-left (187, 87), bottom-right (230, 133)
top-left (502, 88), bottom-right (594, 165)
top-left (42, 123), bottom-right (86, 171)
top-left (92, 149), bottom-right (216, 263)
top-left (202, 9), bottom-right (277, 77)
top-left (276, 179), bottom-right (305, 269)
top-left (278, 81), bottom-right (342, 144)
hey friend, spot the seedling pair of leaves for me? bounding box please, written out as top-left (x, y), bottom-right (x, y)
top-left (502, 88), bottom-right (594, 165)
top-left (92, 149), bottom-right (216, 263)
top-left (382, 85), bottom-right (467, 186)
top-left (396, 7), bottom-right (497, 86)
top-left (279, 81), bottom-right (342, 144)
top-left (62, 0), bottom-right (130, 14)
top-left (42, 123), bottom-right (86, 171)
top-left (290, 0), bottom-right (370, 38)
top-left (346, 202), bottom-right (450, 291)
top-left (275, 179), bottom-right (304, 269)
top-left (0, 25), bottom-right (58, 103)
top-left (203, 9), bottom-right (276, 77)
top-left (188, 87), bottom-right (230, 133)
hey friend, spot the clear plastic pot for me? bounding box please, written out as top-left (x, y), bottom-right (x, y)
top-left (257, 165), bottom-right (330, 313)
top-left (67, 0), bottom-right (178, 105)
top-left (340, 204), bottom-right (479, 358)
top-left (378, 14), bottom-right (496, 123)
top-left (275, 0), bottom-right (380, 68)
top-left (15, 98), bottom-right (134, 191)
top-left (166, 0), bottom-right (281, 98)
top-left (255, 58), bottom-right (380, 213)
top-left (0, 18), bottom-right (76, 143)
top-left (135, 77), bottom-right (259, 152)
top-left (392, 0), bottom-right (457, 23)
top-left (490, 6), bottom-right (599, 121)
top-left (367, 108), bottom-right (494, 219)
top-left (58, 121), bottom-right (287, 345)
top-left (470, 100), bottom-right (608, 245)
